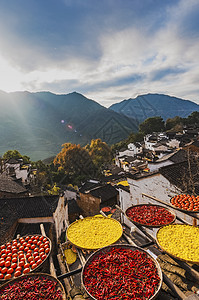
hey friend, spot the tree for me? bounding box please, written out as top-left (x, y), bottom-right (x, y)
top-left (85, 139), bottom-right (112, 169)
top-left (139, 117), bottom-right (165, 135)
top-left (185, 111), bottom-right (199, 125)
top-left (53, 143), bottom-right (97, 183)
top-left (165, 116), bottom-right (183, 131)
top-left (2, 150), bottom-right (30, 163)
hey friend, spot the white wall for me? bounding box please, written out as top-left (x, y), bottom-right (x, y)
top-left (64, 189), bottom-right (77, 200)
top-left (127, 173), bottom-right (198, 226)
top-left (119, 188), bottom-right (133, 228)
top-left (148, 160), bottom-right (173, 172)
top-left (53, 196), bottom-right (68, 242)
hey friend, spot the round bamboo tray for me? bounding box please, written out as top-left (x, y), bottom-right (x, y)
top-left (82, 244), bottom-right (163, 300)
top-left (125, 204), bottom-right (176, 228)
top-left (0, 234), bottom-right (52, 282)
top-left (66, 216), bottom-right (123, 250)
top-left (156, 224), bottom-right (199, 264)
top-left (0, 273), bottom-right (66, 299)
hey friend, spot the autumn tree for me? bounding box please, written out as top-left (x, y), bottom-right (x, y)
top-left (85, 139), bottom-right (112, 169)
top-left (54, 143), bottom-right (97, 184)
top-left (139, 116), bottom-right (165, 135)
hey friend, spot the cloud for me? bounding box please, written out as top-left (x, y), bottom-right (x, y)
top-left (0, 0), bottom-right (199, 106)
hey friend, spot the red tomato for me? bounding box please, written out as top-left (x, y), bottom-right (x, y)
top-left (1, 267), bottom-right (7, 274)
top-left (31, 244), bottom-right (35, 250)
top-left (37, 259), bottom-right (42, 265)
top-left (24, 263), bottom-right (30, 268)
top-left (23, 267), bottom-right (30, 274)
top-left (32, 240), bottom-right (37, 244)
top-left (18, 254), bottom-right (24, 260)
top-left (0, 245), bottom-right (6, 250)
top-left (14, 270), bottom-right (21, 277)
top-left (39, 247), bottom-right (44, 253)
top-left (15, 266), bottom-right (22, 272)
top-left (12, 253), bottom-right (18, 258)
top-left (7, 267), bottom-right (14, 274)
top-left (0, 273), bottom-right (3, 279)
top-left (41, 254), bottom-right (47, 261)
top-left (19, 246), bottom-right (24, 251)
top-left (6, 256), bottom-right (11, 261)
top-left (45, 248), bottom-right (50, 254)
top-left (28, 257), bottom-right (34, 263)
top-left (1, 254), bottom-right (7, 259)
top-left (11, 263), bottom-right (17, 269)
top-left (4, 273), bottom-right (11, 280)
top-left (37, 241), bottom-right (42, 247)
top-left (12, 257), bottom-right (17, 263)
top-left (18, 261), bottom-right (24, 267)
top-left (34, 256), bottom-right (40, 261)
top-left (5, 261), bottom-right (11, 268)
top-left (31, 263), bottom-right (37, 269)
top-left (24, 247), bottom-right (29, 252)
top-left (12, 249), bottom-right (17, 254)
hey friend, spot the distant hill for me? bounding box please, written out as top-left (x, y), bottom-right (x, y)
top-left (0, 91), bottom-right (138, 161)
top-left (109, 93), bottom-right (199, 122)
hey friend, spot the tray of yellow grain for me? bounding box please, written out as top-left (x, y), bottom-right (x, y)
top-left (156, 224), bottom-right (199, 264)
top-left (66, 216), bottom-right (123, 250)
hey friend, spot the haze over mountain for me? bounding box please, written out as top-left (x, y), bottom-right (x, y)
top-left (1, 91), bottom-right (199, 161)
top-left (109, 94), bottom-right (199, 123)
top-left (0, 91), bottom-right (138, 161)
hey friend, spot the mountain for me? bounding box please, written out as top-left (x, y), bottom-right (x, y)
top-left (0, 91), bottom-right (138, 161)
top-left (109, 93), bottom-right (199, 122)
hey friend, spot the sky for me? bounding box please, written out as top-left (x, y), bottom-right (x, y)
top-left (0, 0), bottom-right (199, 107)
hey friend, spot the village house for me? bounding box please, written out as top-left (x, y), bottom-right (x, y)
top-left (115, 142), bottom-right (143, 167)
top-left (3, 158), bottom-right (31, 183)
top-left (120, 161), bottom-right (199, 226)
top-left (0, 174), bottom-right (29, 198)
top-left (148, 149), bottom-right (187, 172)
top-left (0, 193), bottom-right (68, 244)
top-left (77, 180), bottom-right (118, 216)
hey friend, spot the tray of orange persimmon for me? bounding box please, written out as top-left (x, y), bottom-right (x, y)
top-left (170, 194), bottom-right (199, 212)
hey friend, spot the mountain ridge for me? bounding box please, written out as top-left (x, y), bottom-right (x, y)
top-left (109, 93), bottom-right (199, 121)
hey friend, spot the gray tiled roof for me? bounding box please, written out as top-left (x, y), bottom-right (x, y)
top-left (0, 174), bottom-right (27, 194)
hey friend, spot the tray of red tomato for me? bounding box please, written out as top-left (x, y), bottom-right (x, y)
top-left (0, 234), bottom-right (51, 281)
top-left (125, 204), bottom-right (176, 228)
top-left (170, 194), bottom-right (199, 212)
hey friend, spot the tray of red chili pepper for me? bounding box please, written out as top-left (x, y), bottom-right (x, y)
top-left (82, 244), bottom-right (163, 300)
top-left (0, 273), bottom-right (66, 299)
top-left (170, 194), bottom-right (199, 212)
top-left (0, 234), bottom-right (51, 281)
top-left (125, 204), bottom-right (176, 228)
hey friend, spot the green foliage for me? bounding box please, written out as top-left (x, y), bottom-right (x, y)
top-left (139, 116), bottom-right (165, 135)
top-left (185, 111), bottom-right (199, 125)
top-left (3, 150), bottom-right (30, 163)
top-left (165, 116), bottom-right (184, 131)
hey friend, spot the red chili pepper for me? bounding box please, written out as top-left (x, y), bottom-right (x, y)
top-left (0, 275), bottom-right (63, 299)
top-left (126, 205), bottom-right (174, 226)
top-left (83, 247), bottom-right (160, 300)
